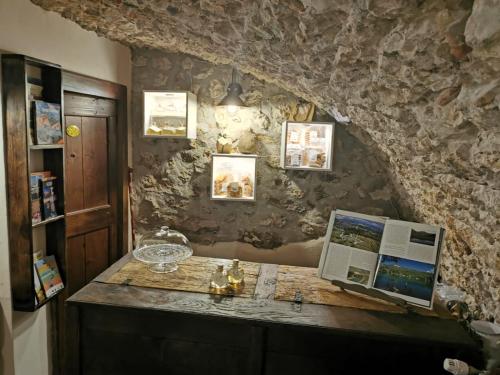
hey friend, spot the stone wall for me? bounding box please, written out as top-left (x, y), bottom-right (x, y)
top-left (131, 48), bottom-right (402, 251)
top-left (34, 0), bottom-right (500, 321)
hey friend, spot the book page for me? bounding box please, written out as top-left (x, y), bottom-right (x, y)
top-left (318, 210), bottom-right (386, 287)
top-left (373, 221), bottom-right (442, 307)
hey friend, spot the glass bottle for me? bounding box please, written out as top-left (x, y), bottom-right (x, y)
top-left (210, 264), bottom-right (228, 289)
top-left (227, 259), bottom-right (244, 285)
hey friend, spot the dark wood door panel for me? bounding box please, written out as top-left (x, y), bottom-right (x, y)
top-left (85, 228), bottom-right (109, 282)
top-left (65, 94), bottom-right (117, 117)
top-left (82, 117), bottom-right (109, 208)
top-left (65, 116), bottom-right (84, 212)
top-left (66, 227), bottom-right (110, 295)
top-left (66, 236), bottom-right (86, 295)
top-left (66, 205), bottom-right (112, 238)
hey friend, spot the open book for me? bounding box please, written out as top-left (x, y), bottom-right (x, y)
top-left (318, 210), bottom-right (445, 308)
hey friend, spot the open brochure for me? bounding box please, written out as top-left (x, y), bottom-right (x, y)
top-left (317, 210), bottom-right (444, 308)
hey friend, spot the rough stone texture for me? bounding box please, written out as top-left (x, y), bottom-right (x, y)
top-left (131, 48), bottom-right (401, 249)
top-left (32, 0), bottom-right (500, 320)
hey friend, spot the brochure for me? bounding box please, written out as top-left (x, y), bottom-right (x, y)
top-left (34, 255), bottom-right (64, 298)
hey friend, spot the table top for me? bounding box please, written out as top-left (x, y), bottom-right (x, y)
top-left (68, 253), bottom-right (476, 348)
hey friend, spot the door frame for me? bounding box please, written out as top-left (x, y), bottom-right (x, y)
top-left (62, 70), bottom-right (129, 257)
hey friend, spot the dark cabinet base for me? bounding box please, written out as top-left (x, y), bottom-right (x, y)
top-left (72, 305), bottom-right (481, 375)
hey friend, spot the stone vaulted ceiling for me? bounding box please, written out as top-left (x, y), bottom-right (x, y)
top-left (31, 0), bottom-right (500, 320)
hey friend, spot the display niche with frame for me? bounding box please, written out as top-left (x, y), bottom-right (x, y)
top-left (143, 90), bottom-right (197, 139)
top-left (2, 54), bottom-right (66, 311)
top-left (211, 154), bottom-right (257, 201)
top-left (280, 121), bottom-right (335, 171)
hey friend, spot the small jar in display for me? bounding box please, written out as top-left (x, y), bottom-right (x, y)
top-left (227, 259), bottom-right (245, 285)
top-left (210, 264), bottom-right (229, 289)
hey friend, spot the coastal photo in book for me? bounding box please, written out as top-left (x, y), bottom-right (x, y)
top-left (318, 210), bottom-right (444, 308)
top-left (372, 220), bottom-right (442, 307)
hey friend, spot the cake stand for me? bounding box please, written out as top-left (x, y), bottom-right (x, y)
top-left (133, 226), bottom-right (193, 273)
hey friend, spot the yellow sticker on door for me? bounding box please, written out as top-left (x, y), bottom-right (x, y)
top-left (66, 125), bottom-right (81, 137)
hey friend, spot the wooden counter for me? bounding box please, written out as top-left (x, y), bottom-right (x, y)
top-left (65, 254), bottom-right (481, 375)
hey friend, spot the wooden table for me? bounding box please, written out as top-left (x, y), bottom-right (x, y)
top-left (65, 254), bottom-right (481, 375)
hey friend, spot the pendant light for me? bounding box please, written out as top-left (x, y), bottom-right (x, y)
top-left (218, 68), bottom-right (246, 113)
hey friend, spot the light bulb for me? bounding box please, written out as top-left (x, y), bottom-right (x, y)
top-left (227, 105), bottom-right (238, 113)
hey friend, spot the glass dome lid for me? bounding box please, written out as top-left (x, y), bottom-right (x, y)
top-left (133, 226), bottom-right (193, 273)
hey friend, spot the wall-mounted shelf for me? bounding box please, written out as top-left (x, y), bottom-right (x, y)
top-left (2, 54), bottom-right (66, 312)
top-left (30, 144), bottom-right (64, 150)
top-left (30, 286), bottom-right (65, 311)
top-left (32, 215), bottom-right (65, 228)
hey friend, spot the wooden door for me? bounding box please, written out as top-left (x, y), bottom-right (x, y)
top-left (64, 94), bottom-right (119, 295)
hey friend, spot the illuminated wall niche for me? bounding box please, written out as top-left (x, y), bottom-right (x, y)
top-left (211, 154), bottom-right (257, 201)
top-left (143, 90), bottom-right (197, 139)
top-left (280, 121), bottom-right (335, 171)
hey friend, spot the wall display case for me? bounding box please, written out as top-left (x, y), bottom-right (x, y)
top-left (143, 90), bottom-right (197, 139)
top-left (280, 121), bottom-right (335, 171)
top-left (211, 154), bottom-right (257, 201)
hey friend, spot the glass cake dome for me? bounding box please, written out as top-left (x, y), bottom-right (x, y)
top-left (133, 226), bottom-right (193, 273)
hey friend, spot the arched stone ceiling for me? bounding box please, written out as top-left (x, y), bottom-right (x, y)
top-left (31, 0), bottom-right (499, 320)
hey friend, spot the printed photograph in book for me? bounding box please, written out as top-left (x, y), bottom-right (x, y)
top-left (330, 213), bottom-right (385, 253)
top-left (346, 266), bottom-right (371, 286)
top-left (211, 154), bottom-right (256, 201)
top-left (373, 255), bottom-right (435, 302)
top-left (410, 229), bottom-right (436, 246)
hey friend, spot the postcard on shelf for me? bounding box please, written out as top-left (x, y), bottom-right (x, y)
top-left (30, 174), bottom-right (42, 224)
top-left (32, 200), bottom-right (42, 225)
top-left (280, 121), bottom-right (334, 171)
top-left (34, 255), bottom-right (64, 299)
top-left (317, 209), bottom-right (444, 308)
top-left (143, 91), bottom-right (197, 139)
top-left (33, 100), bottom-right (63, 145)
top-left (211, 154), bottom-right (256, 201)
top-left (41, 176), bottom-right (57, 219)
top-left (34, 264), bottom-right (46, 305)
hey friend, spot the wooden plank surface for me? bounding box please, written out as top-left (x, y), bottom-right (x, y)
top-left (68, 281), bottom-right (475, 347)
top-left (82, 117), bottom-right (108, 207)
top-left (65, 116), bottom-right (84, 212)
top-left (275, 265), bottom-right (404, 314)
top-left (2, 55), bottom-right (34, 310)
top-left (105, 256), bottom-right (260, 298)
top-left (64, 94), bottom-right (116, 117)
top-left (85, 228), bottom-right (110, 282)
top-left (66, 205), bottom-right (112, 237)
top-left (254, 264), bottom-right (278, 300)
top-left (63, 71), bottom-right (122, 99)
top-left (67, 236), bottom-right (86, 295)
top-left (274, 265), bottom-right (441, 317)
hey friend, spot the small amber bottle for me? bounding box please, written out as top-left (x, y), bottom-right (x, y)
top-left (227, 259), bottom-right (245, 285)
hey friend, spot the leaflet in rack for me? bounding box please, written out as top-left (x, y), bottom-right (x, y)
top-left (317, 210), bottom-right (445, 308)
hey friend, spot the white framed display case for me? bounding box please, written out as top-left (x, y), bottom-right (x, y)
top-left (280, 121), bottom-right (335, 171)
top-left (143, 90), bottom-right (197, 139)
top-left (211, 154), bottom-right (257, 201)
